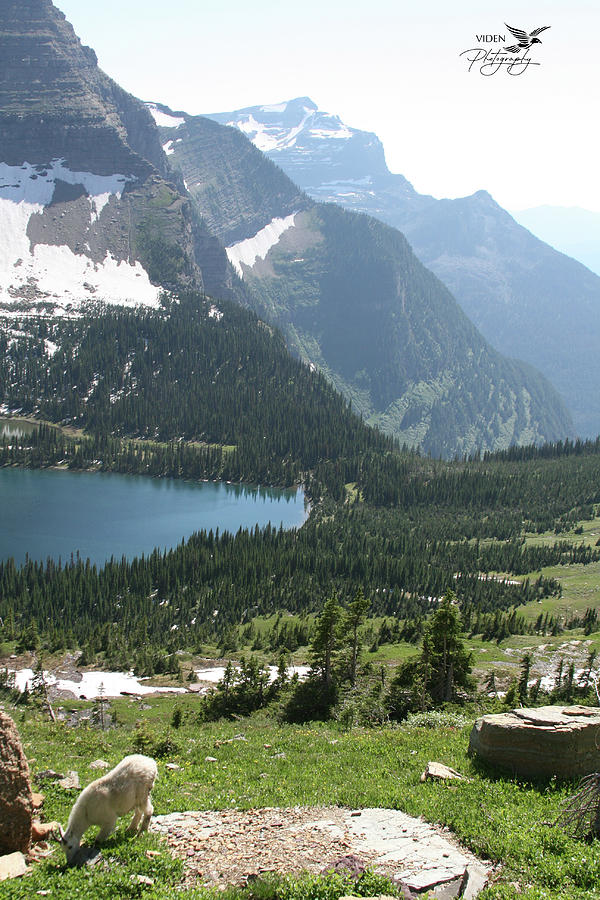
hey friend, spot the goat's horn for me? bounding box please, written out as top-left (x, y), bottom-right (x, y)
top-left (57, 824), bottom-right (65, 840)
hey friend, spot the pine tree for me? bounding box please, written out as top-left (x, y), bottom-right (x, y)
top-left (518, 653), bottom-right (532, 705)
top-left (484, 669), bottom-right (497, 697)
top-left (424, 590), bottom-right (473, 704)
top-left (310, 595), bottom-right (342, 687)
top-left (339, 587), bottom-right (370, 686)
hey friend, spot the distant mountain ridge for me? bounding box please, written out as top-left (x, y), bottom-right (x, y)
top-left (152, 101), bottom-right (573, 456)
top-left (208, 97), bottom-right (600, 439)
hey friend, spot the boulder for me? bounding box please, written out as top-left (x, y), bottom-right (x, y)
top-left (0, 712), bottom-right (33, 853)
top-left (469, 706), bottom-right (600, 779)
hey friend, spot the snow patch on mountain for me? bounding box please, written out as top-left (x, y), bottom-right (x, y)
top-left (227, 102), bottom-right (320, 154)
top-left (0, 160), bottom-right (129, 207)
top-left (0, 160), bottom-right (160, 310)
top-left (146, 103), bottom-right (185, 129)
top-left (163, 140), bottom-right (180, 156)
top-left (308, 124), bottom-right (352, 140)
top-left (226, 214), bottom-right (297, 277)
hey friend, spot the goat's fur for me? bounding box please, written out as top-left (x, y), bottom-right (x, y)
top-left (58, 754), bottom-right (157, 864)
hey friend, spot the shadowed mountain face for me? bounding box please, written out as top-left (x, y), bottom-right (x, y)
top-left (208, 98), bottom-right (600, 439)
top-left (150, 102), bottom-right (573, 456)
top-left (0, 0), bottom-right (233, 312)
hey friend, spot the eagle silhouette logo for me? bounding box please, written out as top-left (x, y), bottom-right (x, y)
top-left (504, 24), bottom-right (551, 53)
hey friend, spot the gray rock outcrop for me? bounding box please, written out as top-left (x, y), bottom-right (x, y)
top-left (0, 712), bottom-right (33, 854)
top-left (469, 705), bottom-right (600, 779)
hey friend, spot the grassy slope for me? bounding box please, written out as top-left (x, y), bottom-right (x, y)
top-left (2, 700), bottom-right (599, 900)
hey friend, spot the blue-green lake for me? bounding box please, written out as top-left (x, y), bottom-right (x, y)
top-left (0, 467), bottom-right (306, 567)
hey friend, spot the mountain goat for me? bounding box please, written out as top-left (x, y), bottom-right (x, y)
top-left (57, 754), bottom-right (157, 864)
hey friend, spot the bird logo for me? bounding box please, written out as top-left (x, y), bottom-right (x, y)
top-left (504, 24), bottom-right (551, 53)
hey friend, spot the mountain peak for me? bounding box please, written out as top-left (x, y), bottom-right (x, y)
top-left (258, 97), bottom-right (318, 114)
top-left (207, 97), bottom-right (391, 185)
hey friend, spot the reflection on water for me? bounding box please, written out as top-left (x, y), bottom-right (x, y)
top-left (0, 418), bottom-right (40, 439)
top-left (0, 466), bottom-right (307, 567)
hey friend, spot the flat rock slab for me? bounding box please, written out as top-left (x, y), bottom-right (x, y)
top-left (469, 705), bottom-right (600, 779)
top-left (0, 851), bottom-right (27, 882)
top-left (152, 807), bottom-right (489, 897)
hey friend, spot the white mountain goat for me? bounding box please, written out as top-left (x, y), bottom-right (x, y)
top-left (57, 754), bottom-right (158, 864)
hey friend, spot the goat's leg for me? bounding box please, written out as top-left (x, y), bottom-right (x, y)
top-left (140, 796), bottom-right (154, 832)
top-left (127, 808), bottom-right (143, 833)
top-left (96, 816), bottom-right (117, 842)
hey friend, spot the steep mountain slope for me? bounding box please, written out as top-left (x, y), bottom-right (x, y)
top-left (151, 104), bottom-right (572, 456)
top-left (210, 98), bottom-right (600, 439)
top-left (0, 0), bottom-right (232, 313)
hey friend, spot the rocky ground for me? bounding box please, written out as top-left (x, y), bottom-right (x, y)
top-left (152, 806), bottom-right (491, 898)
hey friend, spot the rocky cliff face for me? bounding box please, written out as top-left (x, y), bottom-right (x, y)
top-left (210, 97), bottom-right (600, 439)
top-left (153, 102), bottom-right (574, 456)
top-left (149, 103), bottom-right (309, 246)
top-left (0, 0), bottom-right (234, 313)
top-left (0, 0), bottom-right (158, 176)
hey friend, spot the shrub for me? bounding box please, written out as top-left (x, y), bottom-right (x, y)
top-left (132, 720), bottom-right (180, 757)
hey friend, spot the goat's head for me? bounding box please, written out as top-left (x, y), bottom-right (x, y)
top-left (56, 824), bottom-right (79, 865)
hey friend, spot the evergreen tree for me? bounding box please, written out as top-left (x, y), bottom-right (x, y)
top-left (518, 653), bottom-right (532, 705)
top-left (424, 590), bottom-right (473, 704)
top-left (484, 669), bottom-right (497, 697)
top-left (339, 587), bottom-right (370, 686)
top-left (310, 595), bottom-right (342, 687)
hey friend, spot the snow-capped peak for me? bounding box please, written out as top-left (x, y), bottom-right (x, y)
top-left (216, 97), bottom-right (354, 154)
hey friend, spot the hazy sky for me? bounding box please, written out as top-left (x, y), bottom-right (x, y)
top-left (54, 0), bottom-right (600, 212)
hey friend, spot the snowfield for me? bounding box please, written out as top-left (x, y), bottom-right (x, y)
top-left (0, 160), bottom-right (161, 311)
top-left (226, 214), bottom-right (296, 277)
top-left (146, 103), bottom-right (185, 129)
top-left (10, 668), bottom-right (187, 698)
top-left (8, 663), bottom-right (310, 698)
